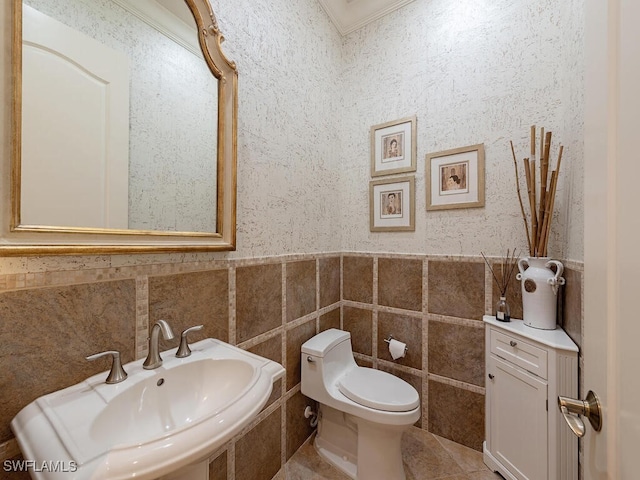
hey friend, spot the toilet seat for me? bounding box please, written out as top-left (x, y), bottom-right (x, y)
top-left (338, 368), bottom-right (419, 412)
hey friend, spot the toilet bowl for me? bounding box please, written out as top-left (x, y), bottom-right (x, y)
top-left (301, 329), bottom-right (420, 480)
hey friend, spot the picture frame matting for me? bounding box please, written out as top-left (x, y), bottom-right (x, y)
top-left (370, 116), bottom-right (417, 177)
top-left (370, 176), bottom-right (415, 232)
top-left (425, 143), bottom-right (485, 211)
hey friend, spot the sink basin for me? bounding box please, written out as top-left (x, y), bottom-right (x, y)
top-left (11, 339), bottom-right (285, 479)
top-left (90, 358), bottom-right (255, 447)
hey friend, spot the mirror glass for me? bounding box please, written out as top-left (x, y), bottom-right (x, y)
top-left (18, 0), bottom-right (221, 234)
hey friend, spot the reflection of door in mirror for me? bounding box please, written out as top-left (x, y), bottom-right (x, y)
top-left (21, 0), bottom-right (219, 233)
top-left (22, 5), bottom-right (130, 229)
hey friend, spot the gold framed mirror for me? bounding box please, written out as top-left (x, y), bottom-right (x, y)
top-left (2, 0), bottom-right (237, 255)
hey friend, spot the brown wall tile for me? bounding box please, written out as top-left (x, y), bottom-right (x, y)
top-left (343, 256), bottom-right (373, 303)
top-left (428, 320), bottom-right (485, 387)
top-left (343, 306), bottom-right (372, 356)
top-left (378, 258), bottom-right (423, 311)
top-left (208, 450), bottom-right (227, 480)
top-left (0, 281), bottom-right (136, 444)
top-left (286, 320), bottom-right (317, 390)
top-left (428, 261), bottom-right (485, 320)
top-left (490, 260), bottom-right (523, 321)
top-left (2, 252), bottom-right (573, 468)
top-left (262, 378), bottom-right (282, 411)
top-left (319, 257), bottom-right (340, 308)
top-left (248, 335), bottom-right (283, 409)
top-left (236, 264), bottom-right (282, 343)
top-left (286, 390), bottom-right (315, 461)
top-left (428, 381), bottom-right (484, 451)
top-left (561, 267), bottom-right (582, 350)
top-left (235, 408), bottom-right (282, 480)
top-left (319, 308), bottom-right (340, 332)
top-left (286, 261), bottom-right (316, 322)
top-left (149, 270), bottom-right (229, 347)
top-left (377, 311), bottom-right (422, 370)
top-left (247, 334), bottom-right (282, 364)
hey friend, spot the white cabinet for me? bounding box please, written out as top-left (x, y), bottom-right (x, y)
top-left (483, 316), bottom-right (579, 480)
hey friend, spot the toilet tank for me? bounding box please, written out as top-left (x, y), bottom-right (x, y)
top-left (301, 329), bottom-right (357, 403)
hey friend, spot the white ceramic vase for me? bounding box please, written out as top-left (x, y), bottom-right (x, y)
top-left (516, 257), bottom-right (565, 330)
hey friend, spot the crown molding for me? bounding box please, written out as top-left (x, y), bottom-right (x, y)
top-left (317, 0), bottom-right (416, 36)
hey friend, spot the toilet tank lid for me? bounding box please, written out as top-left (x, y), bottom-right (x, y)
top-left (301, 328), bottom-right (350, 357)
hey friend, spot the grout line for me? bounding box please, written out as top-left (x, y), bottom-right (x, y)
top-left (422, 258), bottom-right (429, 430)
top-left (427, 313), bottom-right (485, 329)
top-left (135, 275), bottom-right (149, 360)
top-left (228, 267), bottom-right (236, 345)
top-left (427, 373), bottom-right (485, 395)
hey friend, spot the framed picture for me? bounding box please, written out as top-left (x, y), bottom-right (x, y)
top-left (370, 176), bottom-right (415, 231)
top-left (426, 143), bottom-right (485, 211)
top-left (370, 116), bottom-right (417, 177)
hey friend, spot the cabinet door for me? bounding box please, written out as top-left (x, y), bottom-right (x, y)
top-left (488, 355), bottom-right (548, 480)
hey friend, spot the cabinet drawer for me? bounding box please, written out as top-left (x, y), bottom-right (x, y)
top-left (490, 329), bottom-right (548, 379)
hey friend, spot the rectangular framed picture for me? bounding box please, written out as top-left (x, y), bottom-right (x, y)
top-left (426, 143), bottom-right (485, 211)
top-left (370, 116), bottom-right (417, 177)
top-left (370, 176), bottom-right (415, 231)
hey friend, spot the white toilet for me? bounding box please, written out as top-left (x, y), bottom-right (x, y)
top-left (301, 328), bottom-right (420, 480)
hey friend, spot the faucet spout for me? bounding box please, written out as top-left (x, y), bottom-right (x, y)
top-left (143, 320), bottom-right (175, 370)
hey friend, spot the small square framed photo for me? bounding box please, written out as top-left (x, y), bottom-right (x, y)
top-left (370, 176), bottom-right (415, 232)
top-left (426, 144), bottom-right (485, 211)
top-left (370, 116), bottom-right (417, 177)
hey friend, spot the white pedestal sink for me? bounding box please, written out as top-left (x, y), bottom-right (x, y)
top-left (11, 339), bottom-right (285, 480)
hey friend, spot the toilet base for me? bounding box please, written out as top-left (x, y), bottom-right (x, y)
top-left (315, 438), bottom-right (357, 480)
top-left (314, 405), bottom-right (409, 480)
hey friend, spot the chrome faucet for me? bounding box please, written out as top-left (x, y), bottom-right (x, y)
top-left (143, 320), bottom-right (175, 369)
top-left (86, 350), bottom-right (128, 384)
top-left (176, 325), bottom-right (204, 358)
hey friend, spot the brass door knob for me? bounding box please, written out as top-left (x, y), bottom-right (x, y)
top-left (558, 390), bottom-right (602, 437)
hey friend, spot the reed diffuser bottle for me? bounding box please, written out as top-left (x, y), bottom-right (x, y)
top-left (482, 249), bottom-right (519, 323)
top-left (496, 296), bottom-right (511, 322)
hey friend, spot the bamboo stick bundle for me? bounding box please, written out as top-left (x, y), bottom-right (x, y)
top-left (530, 156), bottom-right (537, 254)
top-left (541, 146), bottom-right (563, 256)
top-left (511, 141), bottom-right (532, 254)
top-left (511, 126), bottom-right (564, 257)
top-left (537, 131), bottom-right (552, 250)
top-left (523, 157), bottom-right (534, 252)
top-left (528, 126), bottom-right (538, 254)
top-left (538, 170), bottom-right (556, 254)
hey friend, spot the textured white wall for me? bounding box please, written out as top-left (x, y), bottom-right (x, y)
top-left (208, 0), bottom-right (344, 257)
top-left (338, 0), bottom-right (584, 260)
top-left (0, 0), bottom-right (584, 274)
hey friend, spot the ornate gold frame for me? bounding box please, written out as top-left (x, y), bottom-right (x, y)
top-left (2, 0), bottom-right (237, 255)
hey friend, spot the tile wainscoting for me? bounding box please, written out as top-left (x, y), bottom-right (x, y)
top-left (0, 253), bottom-right (582, 480)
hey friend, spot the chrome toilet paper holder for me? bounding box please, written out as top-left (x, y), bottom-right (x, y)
top-left (384, 335), bottom-right (408, 353)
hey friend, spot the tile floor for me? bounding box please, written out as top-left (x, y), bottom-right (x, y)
top-left (274, 427), bottom-right (503, 480)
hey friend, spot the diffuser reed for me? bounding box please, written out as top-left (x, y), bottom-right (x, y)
top-left (482, 249), bottom-right (520, 322)
top-left (510, 126), bottom-right (563, 257)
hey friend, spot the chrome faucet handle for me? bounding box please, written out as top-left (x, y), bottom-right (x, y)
top-left (86, 350), bottom-right (128, 384)
top-left (176, 325), bottom-right (204, 358)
